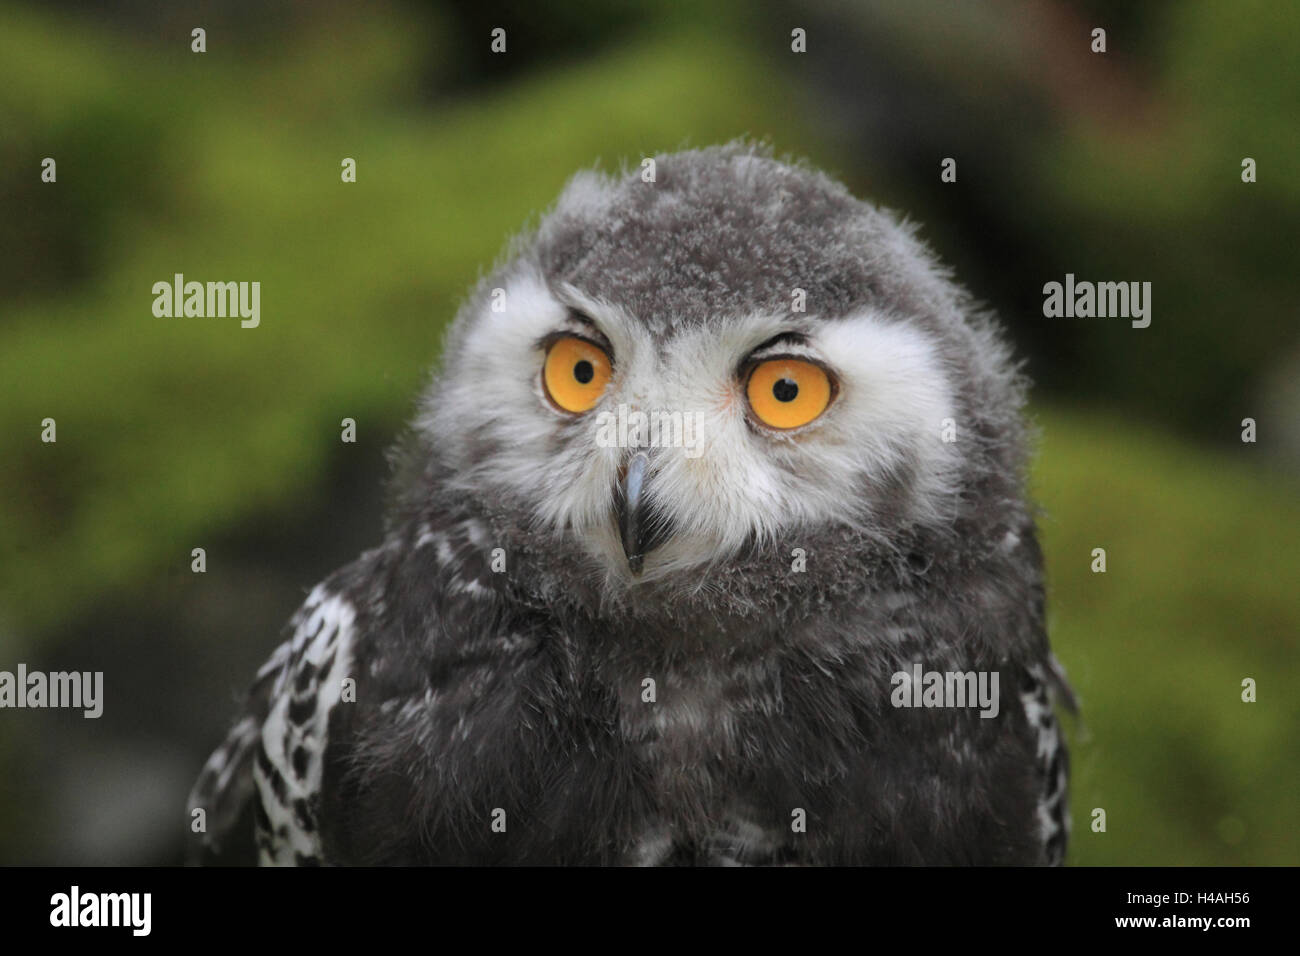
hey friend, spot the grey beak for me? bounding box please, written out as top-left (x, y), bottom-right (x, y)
top-left (618, 452), bottom-right (651, 574)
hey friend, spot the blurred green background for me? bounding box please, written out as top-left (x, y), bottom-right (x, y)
top-left (0, 0), bottom-right (1296, 865)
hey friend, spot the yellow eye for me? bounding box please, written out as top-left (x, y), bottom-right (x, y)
top-left (542, 336), bottom-right (612, 413)
top-left (746, 358), bottom-right (832, 429)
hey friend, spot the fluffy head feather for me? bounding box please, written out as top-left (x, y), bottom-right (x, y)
top-left (399, 142), bottom-right (1030, 639)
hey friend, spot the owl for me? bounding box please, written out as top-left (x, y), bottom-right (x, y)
top-left (189, 143), bottom-right (1073, 866)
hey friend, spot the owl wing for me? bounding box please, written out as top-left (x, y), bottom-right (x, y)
top-left (1019, 655), bottom-right (1074, 865)
top-left (188, 581), bottom-right (358, 865)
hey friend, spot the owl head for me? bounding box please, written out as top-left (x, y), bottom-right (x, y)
top-left (404, 143), bottom-right (1028, 624)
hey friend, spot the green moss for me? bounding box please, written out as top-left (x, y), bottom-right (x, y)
top-left (1033, 407), bottom-right (1300, 864)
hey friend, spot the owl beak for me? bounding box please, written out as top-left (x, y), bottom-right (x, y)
top-left (618, 451), bottom-right (652, 574)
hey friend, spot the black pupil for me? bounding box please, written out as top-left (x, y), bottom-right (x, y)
top-left (573, 360), bottom-right (595, 384)
top-left (772, 378), bottom-right (799, 402)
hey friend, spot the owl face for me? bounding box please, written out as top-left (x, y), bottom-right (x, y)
top-left (420, 147), bottom-right (977, 591)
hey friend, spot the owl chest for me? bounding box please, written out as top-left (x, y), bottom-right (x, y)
top-left (609, 666), bottom-right (807, 855)
top-left (620, 681), bottom-right (735, 785)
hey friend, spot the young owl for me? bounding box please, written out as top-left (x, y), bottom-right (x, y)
top-left (190, 143), bottom-right (1072, 866)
